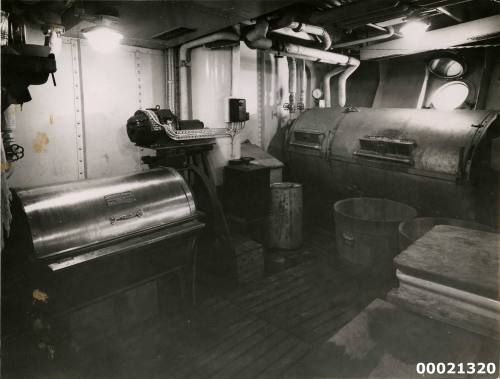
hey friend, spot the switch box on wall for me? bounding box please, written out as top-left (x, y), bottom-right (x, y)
top-left (225, 97), bottom-right (250, 122)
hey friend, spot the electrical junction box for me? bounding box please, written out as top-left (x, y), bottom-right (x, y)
top-left (225, 98), bottom-right (250, 122)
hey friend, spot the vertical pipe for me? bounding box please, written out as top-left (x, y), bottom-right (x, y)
top-left (179, 32), bottom-right (239, 120)
top-left (475, 47), bottom-right (494, 110)
top-left (323, 67), bottom-right (345, 107)
top-left (231, 43), bottom-right (240, 97)
top-left (298, 59), bottom-right (307, 108)
top-left (416, 67), bottom-right (429, 109)
top-left (337, 57), bottom-right (360, 107)
top-left (287, 57), bottom-right (297, 109)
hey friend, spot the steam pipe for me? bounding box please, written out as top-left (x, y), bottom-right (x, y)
top-left (179, 32), bottom-right (240, 119)
top-left (333, 26), bottom-right (395, 48)
top-left (288, 22), bottom-right (332, 50)
top-left (244, 21), bottom-right (359, 108)
top-left (298, 59), bottom-right (306, 107)
top-left (323, 67), bottom-right (345, 107)
top-left (280, 43), bottom-right (350, 65)
top-left (337, 57), bottom-right (360, 107)
top-left (245, 19), bottom-right (273, 50)
top-left (277, 43), bottom-right (360, 107)
top-left (287, 57), bottom-right (297, 110)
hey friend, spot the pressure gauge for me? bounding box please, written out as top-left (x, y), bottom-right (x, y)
top-left (312, 88), bottom-right (323, 100)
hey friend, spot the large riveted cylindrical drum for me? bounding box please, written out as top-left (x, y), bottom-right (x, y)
top-left (334, 197), bottom-right (417, 275)
top-left (269, 183), bottom-right (303, 249)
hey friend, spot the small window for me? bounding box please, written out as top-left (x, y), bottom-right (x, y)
top-left (428, 56), bottom-right (466, 79)
top-left (431, 81), bottom-right (469, 110)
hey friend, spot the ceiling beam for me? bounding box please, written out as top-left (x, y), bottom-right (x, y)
top-left (360, 14), bottom-right (500, 60)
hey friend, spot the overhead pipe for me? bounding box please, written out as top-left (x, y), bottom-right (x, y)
top-left (278, 44), bottom-right (360, 107)
top-left (288, 22), bottom-right (332, 50)
top-left (244, 19), bottom-right (360, 107)
top-left (333, 26), bottom-right (395, 48)
top-left (279, 43), bottom-right (350, 65)
top-left (246, 18), bottom-right (273, 49)
top-left (179, 32), bottom-right (240, 119)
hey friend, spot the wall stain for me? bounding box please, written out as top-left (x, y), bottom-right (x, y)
top-left (33, 132), bottom-right (49, 153)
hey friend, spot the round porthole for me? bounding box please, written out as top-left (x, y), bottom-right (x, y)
top-left (428, 55), bottom-right (466, 79)
top-left (431, 81), bottom-right (470, 110)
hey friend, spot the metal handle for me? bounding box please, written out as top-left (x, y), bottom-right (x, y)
top-left (110, 209), bottom-right (143, 225)
top-left (342, 232), bottom-right (355, 247)
top-left (289, 141), bottom-right (322, 150)
top-left (353, 151), bottom-right (413, 165)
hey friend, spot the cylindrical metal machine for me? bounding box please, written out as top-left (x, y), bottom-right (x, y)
top-left (4, 168), bottom-right (205, 341)
top-left (287, 108), bottom-right (500, 227)
top-left (14, 168), bottom-right (198, 263)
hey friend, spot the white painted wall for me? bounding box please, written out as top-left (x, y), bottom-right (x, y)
top-left (7, 37), bottom-right (293, 189)
top-left (8, 38), bottom-right (165, 188)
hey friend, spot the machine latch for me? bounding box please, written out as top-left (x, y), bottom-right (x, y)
top-left (110, 209), bottom-right (144, 225)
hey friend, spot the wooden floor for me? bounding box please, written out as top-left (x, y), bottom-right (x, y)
top-left (3, 229), bottom-right (393, 379)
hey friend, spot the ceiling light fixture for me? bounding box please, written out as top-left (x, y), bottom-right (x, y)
top-left (400, 20), bottom-right (430, 38)
top-left (82, 25), bottom-right (123, 53)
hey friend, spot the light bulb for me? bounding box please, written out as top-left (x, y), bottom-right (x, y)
top-left (400, 20), bottom-right (429, 38)
top-left (49, 29), bottom-right (63, 56)
top-left (82, 26), bottom-right (123, 53)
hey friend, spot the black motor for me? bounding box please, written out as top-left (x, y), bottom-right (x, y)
top-left (126, 107), bottom-right (204, 147)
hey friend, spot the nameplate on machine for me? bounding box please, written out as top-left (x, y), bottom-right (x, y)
top-left (104, 191), bottom-right (136, 207)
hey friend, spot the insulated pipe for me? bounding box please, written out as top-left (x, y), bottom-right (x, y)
top-left (337, 57), bottom-right (360, 107)
top-left (280, 43), bottom-right (350, 65)
top-left (246, 19), bottom-right (268, 42)
top-left (288, 22), bottom-right (332, 50)
top-left (298, 59), bottom-right (306, 107)
top-left (179, 32), bottom-right (240, 119)
top-left (245, 19), bottom-right (273, 50)
top-left (323, 67), bottom-right (346, 107)
top-left (287, 57), bottom-right (297, 108)
top-left (276, 43), bottom-right (359, 107)
top-left (333, 26), bottom-right (395, 48)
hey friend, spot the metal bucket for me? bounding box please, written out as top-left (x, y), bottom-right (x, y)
top-left (269, 183), bottom-right (303, 249)
top-left (334, 198), bottom-right (417, 274)
top-left (398, 217), bottom-right (495, 251)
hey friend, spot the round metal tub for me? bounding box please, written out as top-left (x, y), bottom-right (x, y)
top-left (334, 197), bottom-right (417, 274)
top-left (398, 217), bottom-right (495, 251)
top-left (269, 182), bottom-right (303, 250)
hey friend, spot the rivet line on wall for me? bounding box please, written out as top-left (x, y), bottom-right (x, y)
top-left (135, 50), bottom-right (146, 169)
top-left (71, 38), bottom-right (86, 180)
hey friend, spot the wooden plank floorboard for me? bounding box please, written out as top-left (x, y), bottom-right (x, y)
top-left (226, 262), bottom-right (316, 305)
top-left (208, 327), bottom-right (283, 379)
top-left (231, 274), bottom-right (317, 311)
top-left (6, 228), bottom-right (394, 379)
top-left (256, 343), bottom-right (311, 379)
top-left (249, 283), bottom-right (318, 314)
top-left (182, 320), bottom-right (267, 374)
top-left (211, 329), bottom-right (291, 379)
top-left (236, 334), bottom-right (307, 379)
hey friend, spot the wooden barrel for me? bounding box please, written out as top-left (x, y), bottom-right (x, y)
top-left (269, 183), bottom-right (303, 249)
